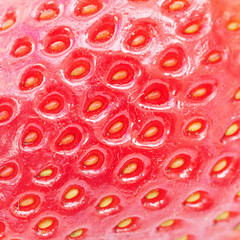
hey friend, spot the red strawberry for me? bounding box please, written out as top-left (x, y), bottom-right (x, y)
top-left (0, 0), bottom-right (240, 239)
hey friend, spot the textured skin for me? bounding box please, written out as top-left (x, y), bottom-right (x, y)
top-left (0, 0), bottom-right (240, 239)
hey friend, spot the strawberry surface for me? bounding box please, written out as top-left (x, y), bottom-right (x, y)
top-left (0, 0), bottom-right (240, 239)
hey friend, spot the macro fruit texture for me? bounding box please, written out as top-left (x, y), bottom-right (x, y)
top-left (0, 0), bottom-right (240, 239)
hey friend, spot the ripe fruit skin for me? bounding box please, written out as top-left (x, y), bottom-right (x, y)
top-left (0, 0), bottom-right (240, 239)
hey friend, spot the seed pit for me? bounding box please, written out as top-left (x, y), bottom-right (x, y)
top-left (39, 93), bottom-right (64, 115)
top-left (62, 185), bottom-right (84, 207)
top-left (97, 195), bottom-right (120, 215)
top-left (126, 29), bottom-right (150, 49)
top-left (1, 10), bottom-right (16, 31)
top-left (43, 26), bottom-right (73, 54)
top-left (223, 122), bottom-right (240, 140)
top-left (19, 65), bottom-right (45, 91)
top-left (138, 120), bottom-right (164, 143)
top-left (10, 37), bottom-right (33, 58)
top-left (0, 162), bottom-right (18, 180)
top-left (22, 125), bottom-right (43, 148)
top-left (167, 154), bottom-right (189, 172)
top-left (36, 1), bottom-right (60, 21)
top-left (162, 0), bottom-right (190, 12)
top-left (205, 51), bottom-right (222, 64)
top-left (34, 165), bottom-right (58, 184)
top-left (84, 95), bottom-right (108, 118)
top-left (55, 127), bottom-right (82, 151)
top-left (183, 191), bottom-right (212, 210)
top-left (160, 47), bottom-right (185, 72)
top-left (188, 83), bottom-right (214, 101)
top-left (36, 217), bottom-right (58, 236)
top-left (142, 188), bottom-right (168, 209)
top-left (68, 228), bottom-right (87, 239)
top-left (212, 158), bottom-right (228, 173)
top-left (142, 83), bottom-right (169, 105)
top-left (115, 217), bottom-right (139, 232)
top-left (183, 22), bottom-right (201, 34)
top-left (105, 115), bottom-right (129, 139)
top-left (79, 149), bottom-right (105, 171)
top-left (118, 158), bottom-right (145, 183)
top-left (184, 119), bottom-right (206, 137)
top-left (0, 105), bottom-right (13, 123)
top-left (107, 63), bottom-right (135, 86)
top-left (74, 0), bottom-right (103, 17)
top-left (88, 15), bottom-right (117, 44)
top-left (14, 194), bottom-right (41, 214)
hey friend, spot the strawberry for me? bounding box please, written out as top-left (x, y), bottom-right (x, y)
top-left (0, 0), bottom-right (240, 239)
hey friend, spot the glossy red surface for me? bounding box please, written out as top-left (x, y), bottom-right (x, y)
top-left (0, 0), bottom-right (240, 239)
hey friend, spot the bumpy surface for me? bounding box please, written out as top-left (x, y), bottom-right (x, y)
top-left (0, 0), bottom-right (240, 239)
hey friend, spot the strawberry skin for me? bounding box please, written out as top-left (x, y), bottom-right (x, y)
top-left (0, 0), bottom-right (240, 239)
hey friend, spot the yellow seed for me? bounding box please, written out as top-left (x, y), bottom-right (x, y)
top-left (71, 66), bottom-right (86, 77)
top-left (0, 166), bottom-right (14, 178)
top-left (25, 77), bottom-right (39, 88)
top-left (95, 30), bottom-right (111, 40)
top-left (44, 100), bottom-right (60, 111)
top-left (2, 19), bottom-right (15, 31)
top-left (177, 235), bottom-right (188, 240)
top-left (143, 126), bottom-right (158, 138)
top-left (38, 218), bottom-right (53, 229)
top-left (213, 159), bottom-right (227, 172)
top-left (169, 1), bottom-right (185, 11)
top-left (65, 188), bottom-right (79, 200)
top-left (146, 90), bottom-right (161, 100)
top-left (20, 196), bottom-right (35, 207)
top-left (227, 22), bottom-right (239, 31)
top-left (123, 162), bottom-right (137, 174)
top-left (234, 89), bottom-right (240, 100)
top-left (234, 223), bottom-right (240, 231)
top-left (50, 41), bottom-right (65, 52)
top-left (99, 196), bottom-right (113, 208)
top-left (39, 168), bottom-right (53, 177)
top-left (109, 121), bottom-right (123, 134)
top-left (145, 190), bottom-right (159, 200)
top-left (191, 88), bottom-right (207, 98)
top-left (187, 122), bottom-right (202, 132)
top-left (215, 211), bottom-right (230, 221)
top-left (39, 9), bottom-right (57, 20)
top-left (84, 154), bottom-right (99, 166)
top-left (70, 229), bottom-right (83, 238)
top-left (24, 132), bottom-right (38, 143)
top-left (59, 134), bottom-right (75, 146)
top-left (163, 59), bottom-right (177, 68)
top-left (225, 123), bottom-right (239, 136)
top-left (186, 192), bottom-right (201, 203)
top-left (208, 52), bottom-right (221, 63)
top-left (118, 218), bottom-right (132, 228)
top-left (0, 110), bottom-right (9, 121)
top-left (15, 45), bottom-right (29, 57)
top-left (130, 35), bottom-right (146, 47)
top-left (170, 157), bottom-right (184, 169)
top-left (112, 70), bottom-right (128, 81)
top-left (88, 100), bottom-right (103, 112)
top-left (82, 4), bottom-right (98, 15)
top-left (184, 24), bottom-right (199, 34)
top-left (160, 219), bottom-right (174, 227)
top-left (237, 191), bottom-right (240, 197)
